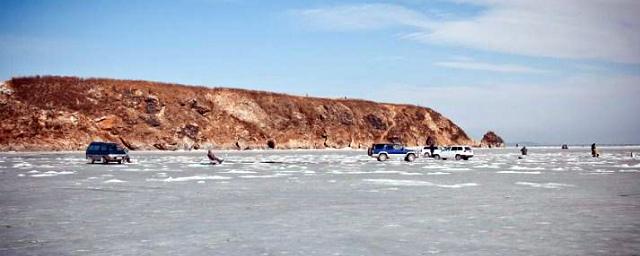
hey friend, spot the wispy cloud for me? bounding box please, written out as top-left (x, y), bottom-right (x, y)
top-left (292, 1), bottom-right (640, 64)
top-left (434, 59), bottom-right (547, 73)
top-left (290, 3), bottom-right (433, 31)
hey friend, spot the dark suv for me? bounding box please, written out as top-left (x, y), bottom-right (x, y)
top-left (86, 141), bottom-right (130, 164)
top-left (367, 143), bottom-right (418, 162)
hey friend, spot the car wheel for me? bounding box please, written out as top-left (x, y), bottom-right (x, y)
top-left (102, 157), bottom-right (108, 164)
top-left (118, 160), bottom-right (122, 164)
top-left (455, 155), bottom-right (462, 160)
top-left (434, 155), bottom-right (441, 160)
top-left (91, 159), bottom-right (95, 164)
top-left (463, 156), bottom-right (469, 161)
top-left (405, 154), bottom-right (416, 162)
top-left (377, 154), bottom-right (388, 161)
top-left (423, 152), bottom-right (430, 158)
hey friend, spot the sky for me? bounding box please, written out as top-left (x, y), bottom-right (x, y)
top-left (1, 0), bottom-right (639, 144)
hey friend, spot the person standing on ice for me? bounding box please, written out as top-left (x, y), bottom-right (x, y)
top-left (591, 143), bottom-right (599, 157)
top-left (207, 149), bottom-right (224, 165)
top-left (520, 146), bottom-right (528, 156)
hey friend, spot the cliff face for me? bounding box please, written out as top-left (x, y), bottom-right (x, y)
top-left (0, 76), bottom-right (474, 151)
top-left (481, 131), bottom-right (505, 148)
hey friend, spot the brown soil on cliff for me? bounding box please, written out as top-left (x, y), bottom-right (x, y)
top-left (481, 131), bottom-right (505, 148)
top-left (0, 76), bottom-right (474, 151)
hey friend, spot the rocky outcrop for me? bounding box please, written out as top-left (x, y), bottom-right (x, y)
top-left (0, 76), bottom-right (474, 151)
top-left (481, 131), bottom-right (505, 148)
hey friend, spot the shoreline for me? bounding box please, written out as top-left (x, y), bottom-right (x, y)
top-left (1, 145), bottom-right (639, 155)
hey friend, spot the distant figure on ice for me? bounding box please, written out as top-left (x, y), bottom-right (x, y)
top-left (591, 143), bottom-right (599, 157)
top-left (207, 149), bottom-right (224, 165)
top-left (520, 146), bottom-right (528, 156)
top-left (561, 144), bottom-right (568, 150)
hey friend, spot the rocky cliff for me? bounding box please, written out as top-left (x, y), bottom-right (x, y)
top-left (481, 131), bottom-right (505, 148)
top-left (0, 76), bottom-right (474, 151)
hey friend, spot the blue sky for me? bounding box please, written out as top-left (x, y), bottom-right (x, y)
top-left (1, 0), bottom-right (639, 144)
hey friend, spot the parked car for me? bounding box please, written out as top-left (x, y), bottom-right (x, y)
top-left (419, 146), bottom-right (442, 157)
top-left (433, 145), bottom-right (474, 160)
top-left (367, 143), bottom-right (418, 162)
top-left (86, 141), bottom-right (130, 164)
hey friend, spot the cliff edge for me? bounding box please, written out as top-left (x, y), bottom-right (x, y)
top-left (0, 76), bottom-right (474, 151)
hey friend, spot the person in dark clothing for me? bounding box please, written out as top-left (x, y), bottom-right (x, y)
top-left (429, 144), bottom-right (436, 157)
top-left (207, 149), bottom-right (224, 165)
top-left (591, 143), bottom-right (599, 157)
top-left (520, 146), bottom-right (528, 156)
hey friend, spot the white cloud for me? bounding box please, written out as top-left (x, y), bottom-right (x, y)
top-left (291, 3), bottom-right (433, 31)
top-left (293, 1), bottom-right (640, 63)
top-left (434, 59), bottom-right (547, 73)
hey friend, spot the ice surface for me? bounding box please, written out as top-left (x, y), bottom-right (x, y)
top-left (1, 147), bottom-right (640, 255)
top-left (515, 182), bottom-right (574, 189)
top-left (103, 179), bottom-right (127, 183)
top-left (364, 178), bottom-right (478, 188)
top-left (496, 170), bottom-right (541, 174)
top-left (149, 175), bottom-right (232, 182)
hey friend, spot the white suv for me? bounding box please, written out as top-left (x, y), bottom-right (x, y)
top-left (433, 145), bottom-right (474, 160)
top-left (419, 146), bottom-right (442, 157)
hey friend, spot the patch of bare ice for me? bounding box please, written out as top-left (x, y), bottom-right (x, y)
top-left (441, 168), bottom-right (472, 171)
top-left (104, 179), bottom-right (127, 183)
top-left (475, 164), bottom-right (501, 169)
top-left (13, 162), bottom-right (32, 168)
top-left (426, 172), bottom-right (451, 175)
top-left (496, 171), bottom-right (541, 174)
top-left (592, 169), bottom-right (615, 173)
top-left (149, 175), bottom-right (231, 182)
top-left (239, 174), bottom-right (291, 179)
top-left (363, 179), bottom-right (478, 188)
top-left (515, 182), bottom-right (574, 189)
top-left (30, 170), bottom-right (75, 177)
top-left (510, 166), bottom-right (545, 170)
top-left (219, 170), bottom-right (258, 174)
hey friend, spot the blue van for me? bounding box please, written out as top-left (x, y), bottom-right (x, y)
top-left (367, 143), bottom-right (418, 162)
top-left (86, 141), bottom-right (130, 164)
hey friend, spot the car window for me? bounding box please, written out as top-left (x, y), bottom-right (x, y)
top-left (99, 145), bottom-right (107, 151)
top-left (392, 144), bottom-right (401, 150)
top-left (374, 144), bottom-right (383, 149)
top-left (454, 147), bottom-right (462, 151)
top-left (465, 147), bottom-right (471, 151)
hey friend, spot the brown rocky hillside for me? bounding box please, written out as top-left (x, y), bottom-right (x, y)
top-left (0, 76), bottom-right (474, 151)
top-left (481, 131), bottom-right (505, 148)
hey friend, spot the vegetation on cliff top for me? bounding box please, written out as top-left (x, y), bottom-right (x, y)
top-left (0, 76), bottom-right (474, 151)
